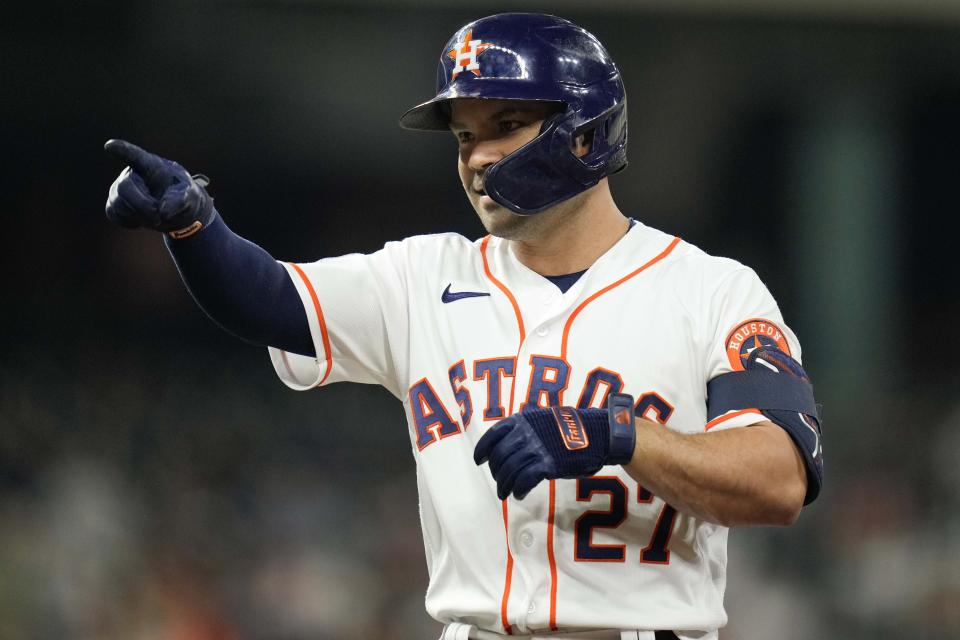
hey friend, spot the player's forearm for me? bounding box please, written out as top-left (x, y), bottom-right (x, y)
top-left (102, 140), bottom-right (316, 357)
top-left (623, 420), bottom-right (807, 527)
top-left (164, 213), bottom-right (315, 357)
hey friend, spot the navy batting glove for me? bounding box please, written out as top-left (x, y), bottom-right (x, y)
top-left (104, 139), bottom-right (215, 239)
top-left (474, 393), bottom-right (636, 500)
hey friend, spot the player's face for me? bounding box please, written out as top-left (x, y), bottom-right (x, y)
top-left (450, 98), bottom-right (566, 239)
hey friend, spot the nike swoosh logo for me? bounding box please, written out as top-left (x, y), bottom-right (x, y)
top-left (441, 284), bottom-right (491, 304)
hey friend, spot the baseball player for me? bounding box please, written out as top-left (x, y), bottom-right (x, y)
top-left (104, 13), bottom-right (823, 640)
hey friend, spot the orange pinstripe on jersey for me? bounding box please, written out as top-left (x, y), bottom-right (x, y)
top-left (288, 262), bottom-right (333, 386)
top-left (480, 235), bottom-right (526, 343)
top-left (500, 499), bottom-right (514, 634)
top-left (480, 235), bottom-right (527, 634)
top-left (547, 479), bottom-right (559, 629)
top-left (481, 235), bottom-right (526, 422)
top-left (559, 236), bottom-right (681, 363)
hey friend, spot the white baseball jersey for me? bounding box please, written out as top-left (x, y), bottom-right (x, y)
top-left (268, 221), bottom-right (801, 637)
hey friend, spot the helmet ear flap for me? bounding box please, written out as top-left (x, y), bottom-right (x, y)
top-left (484, 99), bottom-right (627, 215)
top-left (484, 118), bottom-right (576, 215)
top-left (484, 115), bottom-right (587, 214)
top-left (571, 101), bottom-right (628, 172)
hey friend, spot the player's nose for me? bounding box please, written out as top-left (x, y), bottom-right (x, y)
top-left (465, 139), bottom-right (507, 173)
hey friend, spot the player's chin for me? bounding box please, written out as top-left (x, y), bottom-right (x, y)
top-left (473, 196), bottom-right (525, 238)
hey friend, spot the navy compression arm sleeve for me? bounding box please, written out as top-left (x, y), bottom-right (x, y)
top-left (163, 212), bottom-right (316, 357)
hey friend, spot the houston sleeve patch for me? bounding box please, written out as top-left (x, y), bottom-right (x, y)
top-left (725, 318), bottom-right (791, 371)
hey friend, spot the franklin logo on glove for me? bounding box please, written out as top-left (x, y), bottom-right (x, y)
top-left (553, 407), bottom-right (589, 450)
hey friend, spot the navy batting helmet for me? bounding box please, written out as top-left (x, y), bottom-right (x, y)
top-left (399, 13), bottom-right (628, 215)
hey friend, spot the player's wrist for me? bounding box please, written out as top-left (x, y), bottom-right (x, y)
top-left (605, 393), bottom-right (637, 465)
top-left (166, 208), bottom-right (219, 242)
top-left (560, 395), bottom-right (636, 467)
top-left (166, 175), bottom-right (216, 240)
top-left (521, 397), bottom-right (636, 475)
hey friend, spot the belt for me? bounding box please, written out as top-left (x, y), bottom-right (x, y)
top-left (440, 624), bottom-right (681, 640)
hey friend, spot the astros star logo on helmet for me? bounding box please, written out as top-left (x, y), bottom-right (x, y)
top-left (447, 29), bottom-right (491, 79)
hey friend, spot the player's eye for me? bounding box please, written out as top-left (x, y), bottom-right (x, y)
top-left (499, 120), bottom-right (525, 133)
top-left (455, 131), bottom-right (474, 144)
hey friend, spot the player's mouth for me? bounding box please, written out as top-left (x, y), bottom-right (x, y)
top-left (471, 176), bottom-right (486, 197)
top-left (475, 187), bottom-right (494, 205)
top-left (471, 178), bottom-right (499, 208)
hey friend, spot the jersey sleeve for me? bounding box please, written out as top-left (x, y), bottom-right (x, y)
top-left (702, 266), bottom-right (802, 432)
top-left (267, 241), bottom-right (410, 399)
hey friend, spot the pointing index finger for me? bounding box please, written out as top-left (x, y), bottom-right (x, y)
top-left (104, 139), bottom-right (167, 190)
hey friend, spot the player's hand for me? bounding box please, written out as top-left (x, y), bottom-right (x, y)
top-left (104, 139), bottom-right (215, 238)
top-left (474, 393), bottom-right (637, 500)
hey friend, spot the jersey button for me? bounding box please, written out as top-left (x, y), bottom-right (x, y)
top-left (527, 602), bottom-right (536, 614)
top-left (535, 326), bottom-right (549, 337)
top-left (520, 531), bottom-right (534, 547)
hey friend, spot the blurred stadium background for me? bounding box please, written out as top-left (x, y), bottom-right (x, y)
top-left (2, 1), bottom-right (959, 638)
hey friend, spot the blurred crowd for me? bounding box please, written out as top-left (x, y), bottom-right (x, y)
top-left (0, 343), bottom-right (440, 640)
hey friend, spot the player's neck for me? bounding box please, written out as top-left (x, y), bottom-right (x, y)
top-left (510, 185), bottom-right (629, 277)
